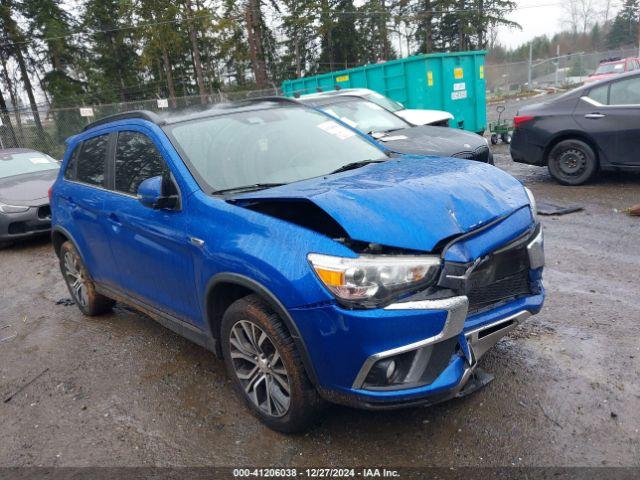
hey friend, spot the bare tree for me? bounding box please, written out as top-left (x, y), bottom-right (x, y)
top-left (562, 0), bottom-right (598, 34)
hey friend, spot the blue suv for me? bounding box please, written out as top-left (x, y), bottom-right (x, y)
top-left (50, 98), bottom-right (545, 432)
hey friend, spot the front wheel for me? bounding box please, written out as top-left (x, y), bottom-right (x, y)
top-left (59, 241), bottom-right (115, 316)
top-left (221, 294), bottom-right (324, 433)
top-left (547, 139), bottom-right (598, 185)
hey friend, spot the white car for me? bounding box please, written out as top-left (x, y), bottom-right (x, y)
top-left (295, 88), bottom-right (454, 127)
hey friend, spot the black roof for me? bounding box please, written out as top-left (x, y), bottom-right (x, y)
top-left (82, 97), bottom-right (302, 132)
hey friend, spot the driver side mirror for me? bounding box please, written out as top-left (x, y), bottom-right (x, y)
top-left (137, 175), bottom-right (180, 210)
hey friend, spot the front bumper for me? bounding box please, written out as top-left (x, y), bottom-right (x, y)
top-left (291, 224), bottom-right (545, 409)
top-left (0, 205), bottom-right (52, 242)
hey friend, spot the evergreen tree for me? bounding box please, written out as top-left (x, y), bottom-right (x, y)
top-left (606, 0), bottom-right (639, 48)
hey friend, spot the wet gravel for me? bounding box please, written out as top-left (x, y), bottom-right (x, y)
top-left (1, 144), bottom-right (639, 467)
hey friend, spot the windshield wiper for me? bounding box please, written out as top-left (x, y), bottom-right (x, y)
top-left (329, 159), bottom-right (385, 175)
top-left (212, 183), bottom-right (286, 195)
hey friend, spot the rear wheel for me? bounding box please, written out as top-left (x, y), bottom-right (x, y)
top-left (501, 133), bottom-right (512, 144)
top-left (490, 134), bottom-right (498, 145)
top-left (220, 294), bottom-right (324, 433)
top-left (59, 241), bottom-right (114, 316)
top-left (547, 139), bottom-right (598, 185)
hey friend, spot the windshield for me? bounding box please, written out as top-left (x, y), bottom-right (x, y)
top-left (0, 151), bottom-right (59, 179)
top-left (164, 106), bottom-right (387, 193)
top-left (363, 93), bottom-right (404, 112)
top-left (594, 62), bottom-right (625, 75)
top-left (320, 98), bottom-right (409, 135)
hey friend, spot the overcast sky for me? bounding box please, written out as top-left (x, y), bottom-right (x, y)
top-left (494, 0), bottom-right (622, 49)
top-left (496, 1), bottom-right (566, 48)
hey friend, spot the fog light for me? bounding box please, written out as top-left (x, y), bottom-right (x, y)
top-left (385, 360), bottom-right (396, 381)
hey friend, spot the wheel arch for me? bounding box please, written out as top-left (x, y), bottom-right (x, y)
top-left (52, 226), bottom-right (82, 259)
top-left (542, 131), bottom-right (600, 167)
top-left (204, 273), bottom-right (319, 386)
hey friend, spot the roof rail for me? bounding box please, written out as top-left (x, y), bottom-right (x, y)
top-left (82, 110), bottom-right (164, 132)
top-left (235, 96), bottom-right (301, 105)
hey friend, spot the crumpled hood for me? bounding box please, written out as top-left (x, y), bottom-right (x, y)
top-left (232, 156), bottom-right (530, 252)
top-left (377, 125), bottom-right (487, 157)
top-left (0, 169), bottom-right (58, 205)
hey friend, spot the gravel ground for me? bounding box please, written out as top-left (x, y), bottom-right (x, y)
top-left (1, 138), bottom-right (639, 468)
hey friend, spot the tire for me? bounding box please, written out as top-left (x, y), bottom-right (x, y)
top-left (220, 294), bottom-right (324, 433)
top-left (59, 241), bottom-right (115, 316)
top-left (501, 133), bottom-right (512, 144)
top-left (547, 139), bottom-right (598, 185)
top-left (490, 134), bottom-right (498, 145)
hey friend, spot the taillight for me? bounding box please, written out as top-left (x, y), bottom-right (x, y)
top-left (48, 186), bottom-right (53, 202)
top-left (513, 115), bottom-right (535, 128)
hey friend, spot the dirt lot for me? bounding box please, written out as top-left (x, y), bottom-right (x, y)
top-left (1, 142), bottom-right (639, 468)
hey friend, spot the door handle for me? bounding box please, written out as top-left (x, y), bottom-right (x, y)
top-left (188, 236), bottom-right (205, 247)
top-left (584, 113), bottom-right (605, 119)
top-left (108, 213), bottom-right (122, 226)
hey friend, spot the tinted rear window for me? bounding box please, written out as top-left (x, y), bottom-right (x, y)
top-left (75, 135), bottom-right (108, 186)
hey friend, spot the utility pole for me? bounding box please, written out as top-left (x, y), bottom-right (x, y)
top-left (527, 43), bottom-right (532, 91)
top-left (555, 44), bottom-right (560, 86)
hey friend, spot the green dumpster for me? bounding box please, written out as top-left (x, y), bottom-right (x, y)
top-left (281, 51), bottom-right (487, 134)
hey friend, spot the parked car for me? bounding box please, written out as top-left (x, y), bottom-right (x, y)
top-left (584, 57), bottom-right (640, 84)
top-left (51, 99), bottom-right (544, 432)
top-left (511, 71), bottom-right (640, 185)
top-left (0, 148), bottom-right (59, 248)
top-left (299, 94), bottom-right (493, 164)
top-left (296, 87), bottom-right (454, 127)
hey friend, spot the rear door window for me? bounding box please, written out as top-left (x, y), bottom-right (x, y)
top-left (587, 84), bottom-right (609, 105)
top-left (76, 135), bottom-right (108, 186)
top-left (609, 77), bottom-right (640, 105)
top-left (114, 131), bottom-right (167, 195)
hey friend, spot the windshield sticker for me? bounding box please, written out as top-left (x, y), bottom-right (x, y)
top-left (317, 120), bottom-right (356, 140)
top-left (30, 157), bottom-right (52, 164)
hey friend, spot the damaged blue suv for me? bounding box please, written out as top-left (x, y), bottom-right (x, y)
top-left (50, 98), bottom-right (544, 432)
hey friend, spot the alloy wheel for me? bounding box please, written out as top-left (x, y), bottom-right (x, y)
top-left (63, 251), bottom-right (88, 307)
top-left (229, 320), bottom-right (291, 417)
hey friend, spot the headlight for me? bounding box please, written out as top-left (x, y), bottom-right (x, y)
top-left (524, 187), bottom-right (538, 223)
top-left (308, 253), bottom-right (441, 307)
top-left (0, 203), bottom-right (29, 214)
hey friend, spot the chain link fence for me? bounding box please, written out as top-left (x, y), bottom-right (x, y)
top-left (0, 87), bottom-right (279, 159)
top-left (485, 47), bottom-right (640, 97)
top-left (3, 48), bottom-right (640, 157)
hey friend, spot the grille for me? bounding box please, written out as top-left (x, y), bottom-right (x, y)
top-left (466, 243), bottom-right (532, 313)
top-left (38, 205), bottom-right (51, 219)
top-left (452, 145), bottom-right (490, 163)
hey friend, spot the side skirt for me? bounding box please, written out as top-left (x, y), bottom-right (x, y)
top-left (96, 283), bottom-right (217, 353)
